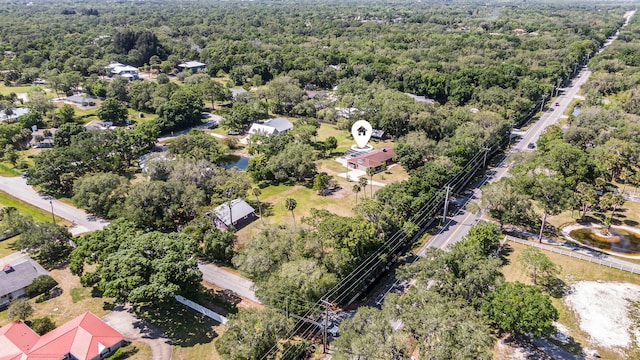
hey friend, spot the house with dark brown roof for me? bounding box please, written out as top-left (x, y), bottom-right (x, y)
top-left (347, 145), bottom-right (395, 172)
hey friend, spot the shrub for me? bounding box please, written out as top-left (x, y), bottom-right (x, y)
top-left (25, 275), bottom-right (57, 297)
top-left (30, 317), bottom-right (56, 335)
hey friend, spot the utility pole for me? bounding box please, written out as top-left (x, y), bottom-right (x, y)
top-left (320, 299), bottom-right (332, 354)
top-left (540, 94), bottom-right (547, 112)
top-left (482, 146), bottom-right (490, 168)
top-left (442, 185), bottom-right (451, 225)
top-left (285, 296), bottom-right (289, 318)
top-left (49, 198), bottom-right (55, 223)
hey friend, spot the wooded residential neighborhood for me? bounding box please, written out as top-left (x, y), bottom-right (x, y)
top-left (1, 0), bottom-right (640, 359)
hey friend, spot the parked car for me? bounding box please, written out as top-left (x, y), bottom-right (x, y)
top-left (228, 130), bottom-right (242, 135)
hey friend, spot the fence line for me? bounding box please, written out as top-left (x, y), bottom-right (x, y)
top-left (504, 235), bottom-right (640, 275)
top-left (175, 295), bottom-right (228, 324)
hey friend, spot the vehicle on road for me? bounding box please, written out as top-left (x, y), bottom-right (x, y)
top-left (528, 142), bottom-right (536, 149)
top-left (555, 102), bottom-right (560, 106)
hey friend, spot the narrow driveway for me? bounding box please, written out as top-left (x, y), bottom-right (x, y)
top-left (198, 262), bottom-right (262, 304)
top-left (102, 304), bottom-right (172, 360)
top-left (0, 175), bottom-right (108, 235)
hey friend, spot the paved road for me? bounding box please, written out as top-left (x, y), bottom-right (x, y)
top-left (102, 304), bottom-right (172, 360)
top-left (198, 262), bottom-right (262, 304)
top-left (0, 175), bottom-right (108, 235)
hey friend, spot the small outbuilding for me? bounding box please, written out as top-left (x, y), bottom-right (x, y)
top-left (208, 199), bottom-right (256, 231)
top-left (66, 94), bottom-right (96, 107)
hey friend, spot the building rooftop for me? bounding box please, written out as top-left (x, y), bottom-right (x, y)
top-left (178, 61), bottom-right (206, 68)
top-left (347, 145), bottom-right (395, 169)
top-left (212, 199), bottom-right (255, 226)
top-left (0, 255), bottom-right (48, 300)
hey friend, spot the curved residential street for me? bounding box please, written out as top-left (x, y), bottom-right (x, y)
top-left (0, 175), bottom-right (109, 235)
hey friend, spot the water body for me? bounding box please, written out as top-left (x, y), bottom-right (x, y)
top-left (569, 226), bottom-right (640, 256)
top-left (572, 105), bottom-right (581, 117)
top-left (221, 154), bottom-right (249, 170)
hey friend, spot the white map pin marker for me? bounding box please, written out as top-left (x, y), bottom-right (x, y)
top-left (351, 120), bottom-right (373, 149)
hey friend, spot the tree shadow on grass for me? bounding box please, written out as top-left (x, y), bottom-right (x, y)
top-left (543, 277), bottom-right (569, 299)
top-left (499, 243), bottom-right (514, 266)
top-left (136, 301), bottom-right (218, 347)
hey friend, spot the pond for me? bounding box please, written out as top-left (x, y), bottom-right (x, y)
top-left (572, 105), bottom-right (581, 117)
top-left (220, 154), bottom-right (249, 170)
top-left (569, 226), bottom-right (640, 256)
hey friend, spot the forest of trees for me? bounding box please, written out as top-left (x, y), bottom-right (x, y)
top-left (1, 0), bottom-right (638, 358)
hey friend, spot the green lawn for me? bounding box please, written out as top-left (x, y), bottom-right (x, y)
top-left (136, 302), bottom-right (223, 360)
top-left (0, 190), bottom-right (69, 225)
top-left (0, 235), bottom-right (19, 258)
top-left (0, 162), bottom-right (21, 176)
top-left (0, 84), bottom-right (36, 96)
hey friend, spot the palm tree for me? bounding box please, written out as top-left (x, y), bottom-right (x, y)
top-left (252, 187), bottom-right (263, 222)
top-left (366, 167), bottom-right (376, 198)
top-left (359, 177), bottom-right (368, 198)
top-left (352, 184), bottom-right (361, 205)
top-left (285, 197), bottom-right (297, 227)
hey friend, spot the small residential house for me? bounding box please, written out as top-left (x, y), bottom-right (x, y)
top-left (0, 107), bottom-right (30, 123)
top-left (247, 117), bottom-right (293, 136)
top-left (371, 129), bottom-right (386, 140)
top-left (208, 199), bottom-right (256, 230)
top-left (66, 94), bottom-right (96, 107)
top-left (105, 63), bottom-right (139, 80)
top-left (84, 120), bottom-right (115, 131)
top-left (347, 145), bottom-right (395, 172)
top-left (230, 88), bottom-right (248, 99)
top-left (0, 312), bottom-right (126, 360)
top-left (178, 61), bottom-right (206, 73)
top-left (29, 128), bottom-right (56, 148)
top-left (0, 255), bottom-right (49, 308)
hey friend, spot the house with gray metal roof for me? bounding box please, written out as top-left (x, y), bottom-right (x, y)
top-left (0, 254), bottom-right (49, 308)
top-left (247, 117), bottom-right (293, 136)
top-left (208, 199), bottom-right (256, 230)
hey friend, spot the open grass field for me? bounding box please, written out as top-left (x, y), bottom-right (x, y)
top-left (502, 241), bottom-right (640, 360)
top-left (0, 190), bottom-right (69, 225)
top-left (0, 161), bottom-right (21, 176)
top-left (0, 84), bottom-right (36, 96)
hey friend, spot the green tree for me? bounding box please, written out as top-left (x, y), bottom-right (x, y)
top-left (216, 308), bottom-right (294, 360)
top-left (25, 275), bottom-right (57, 297)
top-left (156, 87), bottom-right (204, 133)
top-left (7, 298), bottom-right (33, 321)
top-left (358, 177), bottom-right (368, 198)
top-left (313, 172), bottom-right (332, 196)
top-left (53, 122), bottom-right (84, 147)
top-left (480, 179), bottom-right (533, 229)
top-left (458, 222), bottom-right (502, 257)
top-left (323, 136), bottom-right (338, 156)
top-left (366, 166), bottom-right (376, 198)
top-left (15, 222), bottom-right (72, 266)
top-left (97, 97), bottom-right (128, 126)
top-left (72, 172), bottom-right (129, 217)
top-left (268, 142), bottom-right (317, 182)
top-left (285, 197), bottom-right (297, 226)
top-left (252, 187), bottom-right (263, 221)
top-left (124, 180), bottom-right (206, 232)
top-left (30, 317), bottom-right (56, 335)
top-left (482, 282), bottom-right (558, 337)
top-left (167, 130), bottom-right (225, 163)
top-left (97, 232), bottom-right (202, 304)
top-left (599, 192), bottom-right (625, 230)
top-left (3, 144), bottom-right (18, 166)
top-left (352, 183), bottom-right (361, 206)
top-left (333, 306), bottom-right (409, 360)
top-left (519, 247), bottom-right (560, 287)
top-left (57, 104), bottom-right (75, 124)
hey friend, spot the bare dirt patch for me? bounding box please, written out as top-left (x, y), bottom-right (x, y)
top-left (565, 281), bottom-right (640, 351)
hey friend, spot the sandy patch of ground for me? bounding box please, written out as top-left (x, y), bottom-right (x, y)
top-left (565, 281), bottom-right (640, 350)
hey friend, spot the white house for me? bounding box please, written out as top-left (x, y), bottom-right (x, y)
top-left (105, 63), bottom-right (139, 80)
top-left (0, 107), bottom-right (30, 123)
top-left (247, 117), bottom-right (293, 136)
top-left (178, 61), bottom-right (206, 73)
top-left (0, 255), bottom-right (49, 308)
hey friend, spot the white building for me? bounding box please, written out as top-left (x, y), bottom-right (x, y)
top-left (247, 117), bottom-right (293, 136)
